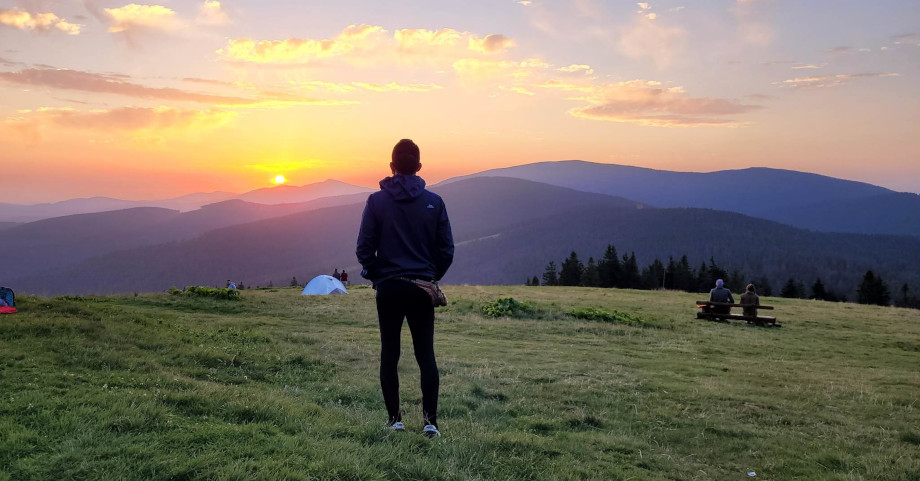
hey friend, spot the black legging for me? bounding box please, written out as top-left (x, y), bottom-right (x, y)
top-left (375, 279), bottom-right (439, 427)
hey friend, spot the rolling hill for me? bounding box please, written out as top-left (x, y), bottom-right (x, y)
top-left (9, 177), bottom-right (920, 297)
top-left (0, 193), bottom-right (372, 281)
top-left (439, 161), bottom-right (920, 236)
top-left (0, 180), bottom-right (372, 223)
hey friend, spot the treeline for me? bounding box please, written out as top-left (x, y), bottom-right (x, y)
top-left (527, 244), bottom-right (920, 309)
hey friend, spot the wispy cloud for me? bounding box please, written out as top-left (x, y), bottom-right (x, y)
top-left (618, 16), bottom-right (685, 69)
top-left (541, 79), bottom-right (761, 127)
top-left (0, 67), bottom-right (254, 104)
top-left (556, 64), bottom-right (594, 75)
top-left (824, 46), bottom-right (850, 53)
top-left (791, 63), bottom-right (824, 70)
top-left (219, 25), bottom-right (515, 64)
top-left (104, 4), bottom-right (179, 33)
top-left (0, 8), bottom-right (81, 35)
top-left (197, 1), bottom-right (228, 26)
top-left (0, 67), bottom-right (351, 107)
top-left (781, 72), bottom-right (899, 89)
top-left (452, 57), bottom-right (550, 81)
top-left (7, 106), bottom-right (235, 143)
top-left (219, 24), bottom-right (387, 63)
top-left (732, 0), bottom-right (775, 46)
top-left (350, 82), bottom-right (444, 92)
top-left (468, 34), bottom-right (515, 54)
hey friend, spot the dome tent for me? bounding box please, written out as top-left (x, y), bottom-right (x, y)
top-left (301, 275), bottom-right (348, 296)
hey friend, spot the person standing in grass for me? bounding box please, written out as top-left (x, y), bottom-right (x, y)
top-left (356, 139), bottom-right (454, 438)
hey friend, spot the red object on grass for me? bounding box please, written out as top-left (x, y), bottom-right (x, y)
top-left (0, 307), bottom-right (17, 314)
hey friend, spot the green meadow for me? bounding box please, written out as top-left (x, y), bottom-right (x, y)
top-left (1, 286), bottom-right (918, 481)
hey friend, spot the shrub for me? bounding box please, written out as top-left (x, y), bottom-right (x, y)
top-left (167, 287), bottom-right (182, 296)
top-left (481, 297), bottom-right (534, 318)
top-left (177, 286), bottom-right (241, 301)
top-left (569, 307), bottom-right (643, 326)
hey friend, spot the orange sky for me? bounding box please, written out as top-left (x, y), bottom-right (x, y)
top-left (1, 0), bottom-right (918, 203)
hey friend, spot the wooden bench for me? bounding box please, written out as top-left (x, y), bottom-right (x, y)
top-left (695, 301), bottom-right (780, 327)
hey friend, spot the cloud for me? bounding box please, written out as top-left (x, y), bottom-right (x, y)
top-left (0, 67), bottom-right (255, 104)
top-left (197, 1), bottom-right (228, 26)
top-left (452, 57), bottom-right (550, 81)
top-left (0, 7), bottom-right (81, 34)
top-left (220, 25), bottom-right (516, 65)
top-left (780, 72), bottom-right (899, 89)
top-left (824, 46), bottom-right (850, 53)
top-left (468, 34), bottom-right (515, 54)
top-left (0, 67), bottom-right (350, 107)
top-left (219, 24), bottom-right (387, 63)
top-left (104, 4), bottom-right (179, 33)
top-left (500, 86), bottom-right (536, 96)
top-left (7, 106), bottom-right (235, 142)
top-left (557, 64), bottom-right (594, 75)
top-left (618, 16), bottom-right (685, 68)
top-left (517, 0), bottom-right (532, 5)
top-left (541, 79), bottom-right (761, 127)
top-left (791, 63), bottom-right (824, 70)
top-left (350, 82), bottom-right (443, 92)
top-left (637, 3), bottom-right (651, 10)
top-left (732, 0), bottom-right (775, 46)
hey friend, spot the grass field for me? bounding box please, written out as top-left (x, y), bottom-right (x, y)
top-left (1, 285), bottom-right (919, 480)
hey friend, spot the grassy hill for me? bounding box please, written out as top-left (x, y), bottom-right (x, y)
top-left (2, 286), bottom-right (918, 480)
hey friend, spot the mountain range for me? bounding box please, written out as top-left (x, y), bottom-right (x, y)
top-left (0, 180), bottom-right (372, 223)
top-left (443, 161), bottom-right (920, 237)
top-left (5, 175), bottom-right (919, 298)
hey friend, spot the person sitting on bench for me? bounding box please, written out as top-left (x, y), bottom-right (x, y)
top-left (709, 279), bottom-right (735, 316)
top-left (740, 283), bottom-right (759, 317)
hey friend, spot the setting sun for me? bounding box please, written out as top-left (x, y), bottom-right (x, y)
top-left (273, 175), bottom-right (286, 185)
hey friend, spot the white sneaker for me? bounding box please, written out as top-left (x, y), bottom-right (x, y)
top-left (389, 421), bottom-right (405, 431)
top-left (422, 424), bottom-right (441, 438)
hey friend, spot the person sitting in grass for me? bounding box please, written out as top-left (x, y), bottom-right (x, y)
top-left (356, 139), bottom-right (454, 438)
top-left (709, 279), bottom-right (735, 317)
top-left (740, 283), bottom-right (760, 318)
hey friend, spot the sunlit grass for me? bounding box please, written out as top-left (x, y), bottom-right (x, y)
top-left (1, 286), bottom-right (918, 480)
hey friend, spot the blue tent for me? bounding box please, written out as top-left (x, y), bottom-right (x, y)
top-left (301, 275), bottom-right (348, 295)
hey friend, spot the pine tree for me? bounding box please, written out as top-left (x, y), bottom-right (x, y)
top-left (708, 258), bottom-right (728, 284)
top-left (675, 255), bottom-right (694, 292)
top-left (641, 258), bottom-right (665, 290)
top-left (754, 276), bottom-right (773, 297)
top-left (290, 276), bottom-right (299, 287)
top-left (525, 278), bottom-right (531, 286)
top-left (598, 244), bottom-right (621, 288)
top-left (781, 278), bottom-right (800, 298)
top-left (621, 252), bottom-right (640, 289)
top-left (811, 278), bottom-right (827, 301)
top-left (559, 251), bottom-right (584, 286)
top-left (542, 261), bottom-right (559, 286)
top-left (696, 262), bottom-right (710, 292)
top-left (664, 257), bottom-right (677, 290)
top-left (532, 276), bottom-right (540, 287)
top-left (858, 270), bottom-right (891, 306)
top-left (582, 257), bottom-right (600, 287)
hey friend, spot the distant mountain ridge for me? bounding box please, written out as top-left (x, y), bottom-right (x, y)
top-left (8, 177), bottom-right (920, 298)
top-left (439, 161), bottom-right (920, 237)
top-left (0, 180), bottom-right (372, 223)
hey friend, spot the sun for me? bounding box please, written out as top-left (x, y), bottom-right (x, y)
top-left (273, 175), bottom-right (286, 184)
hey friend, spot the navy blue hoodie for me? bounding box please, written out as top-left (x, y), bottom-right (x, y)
top-left (356, 174), bottom-right (454, 285)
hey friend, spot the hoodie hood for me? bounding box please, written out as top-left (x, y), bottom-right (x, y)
top-left (379, 174), bottom-right (426, 201)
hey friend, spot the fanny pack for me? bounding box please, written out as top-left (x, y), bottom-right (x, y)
top-left (398, 278), bottom-right (448, 307)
